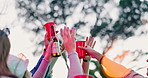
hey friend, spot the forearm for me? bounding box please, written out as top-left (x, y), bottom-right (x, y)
top-left (94, 52), bottom-right (103, 63)
top-left (82, 56), bottom-right (91, 74)
top-left (124, 70), bottom-right (145, 78)
top-left (33, 59), bottom-right (49, 78)
top-left (45, 57), bottom-right (58, 78)
top-left (68, 52), bottom-right (83, 78)
top-left (82, 61), bottom-right (89, 74)
top-left (101, 56), bottom-right (131, 78)
top-left (30, 55), bottom-right (44, 76)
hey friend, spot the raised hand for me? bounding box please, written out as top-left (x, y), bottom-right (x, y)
top-left (60, 27), bottom-right (76, 54)
top-left (85, 36), bottom-right (96, 57)
top-left (79, 46), bottom-right (103, 62)
top-left (86, 36), bottom-right (96, 48)
top-left (79, 36), bottom-right (103, 62)
top-left (44, 39), bottom-right (54, 61)
top-left (44, 33), bottom-right (49, 49)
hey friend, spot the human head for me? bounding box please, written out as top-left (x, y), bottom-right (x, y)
top-left (0, 29), bottom-right (11, 76)
top-left (0, 29), bottom-right (10, 63)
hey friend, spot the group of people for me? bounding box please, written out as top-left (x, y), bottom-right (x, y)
top-left (0, 26), bottom-right (147, 78)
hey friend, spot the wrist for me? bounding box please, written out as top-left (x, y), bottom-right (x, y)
top-left (83, 56), bottom-right (91, 62)
top-left (68, 52), bottom-right (77, 58)
top-left (67, 49), bottom-right (75, 54)
top-left (44, 56), bottom-right (50, 61)
top-left (95, 53), bottom-right (103, 63)
top-left (44, 52), bottom-right (51, 61)
top-left (99, 55), bottom-right (104, 64)
top-left (42, 49), bottom-right (46, 56)
top-left (83, 59), bottom-right (90, 62)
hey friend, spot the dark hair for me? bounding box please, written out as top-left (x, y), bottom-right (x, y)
top-left (0, 30), bottom-right (18, 78)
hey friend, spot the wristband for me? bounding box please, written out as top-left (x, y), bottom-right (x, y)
top-left (83, 59), bottom-right (90, 62)
top-left (43, 49), bottom-right (47, 56)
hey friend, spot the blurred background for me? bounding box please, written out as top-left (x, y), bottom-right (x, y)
top-left (0, 0), bottom-right (148, 78)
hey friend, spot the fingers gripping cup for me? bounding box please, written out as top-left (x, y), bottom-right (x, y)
top-left (44, 22), bottom-right (61, 57)
top-left (76, 41), bottom-right (87, 58)
top-left (74, 75), bottom-right (94, 78)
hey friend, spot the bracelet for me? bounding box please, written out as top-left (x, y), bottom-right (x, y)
top-left (83, 59), bottom-right (90, 62)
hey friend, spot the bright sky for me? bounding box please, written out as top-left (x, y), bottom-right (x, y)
top-left (0, 0), bottom-right (148, 77)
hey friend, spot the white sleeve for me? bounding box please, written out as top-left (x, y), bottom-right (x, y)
top-left (68, 52), bottom-right (83, 78)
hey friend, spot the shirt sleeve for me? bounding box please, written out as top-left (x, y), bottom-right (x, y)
top-left (124, 70), bottom-right (146, 78)
top-left (30, 55), bottom-right (44, 76)
top-left (33, 59), bottom-right (49, 78)
top-left (68, 52), bottom-right (83, 78)
top-left (101, 56), bottom-right (131, 78)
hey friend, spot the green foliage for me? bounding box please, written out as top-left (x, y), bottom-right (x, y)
top-left (91, 0), bottom-right (148, 39)
top-left (16, 0), bottom-right (148, 40)
top-left (89, 60), bottom-right (107, 78)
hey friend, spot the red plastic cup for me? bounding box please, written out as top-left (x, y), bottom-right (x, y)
top-left (74, 75), bottom-right (94, 78)
top-left (44, 22), bottom-right (56, 40)
top-left (76, 41), bottom-right (86, 58)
